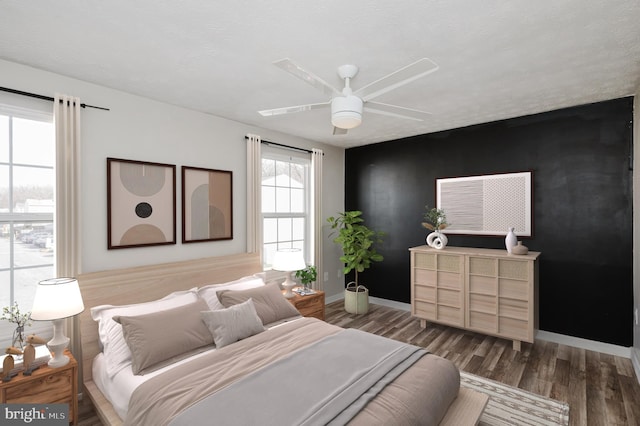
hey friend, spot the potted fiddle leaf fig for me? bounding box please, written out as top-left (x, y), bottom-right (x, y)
top-left (327, 211), bottom-right (384, 314)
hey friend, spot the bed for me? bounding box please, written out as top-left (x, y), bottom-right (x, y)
top-left (78, 253), bottom-right (488, 425)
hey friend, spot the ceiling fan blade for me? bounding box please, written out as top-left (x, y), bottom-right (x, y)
top-left (355, 58), bottom-right (439, 102)
top-left (333, 126), bottom-right (348, 135)
top-left (364, 101), bottom-right (432, 121)
top-left (259, 101), bottom-right (331, 117)
top-left (273, 58), bottom-right (341, 97)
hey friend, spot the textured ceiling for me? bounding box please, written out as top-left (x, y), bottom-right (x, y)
top-left (1, 1), bottom-right (639, 148)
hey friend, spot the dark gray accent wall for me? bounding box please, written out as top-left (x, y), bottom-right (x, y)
top-left (344, 97), bottom-right (633, 346)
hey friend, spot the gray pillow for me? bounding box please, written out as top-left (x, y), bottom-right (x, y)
top-left (201, 298), bottom-right (265, 348)
top-left (217, 282), bottom-right (301, 325)
top-left (114, 298), bottom-right (213, 375)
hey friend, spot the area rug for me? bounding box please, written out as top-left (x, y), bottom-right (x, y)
top-left (460, 371), bottom-right (570, 426)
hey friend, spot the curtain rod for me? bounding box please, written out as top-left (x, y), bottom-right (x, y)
top-left (245, 136), bottom-right (314, 154)
top-left (0, 86), bottom-right (110, 111)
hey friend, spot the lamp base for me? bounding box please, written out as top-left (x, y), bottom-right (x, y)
top-left (282, 273), bottom-right (296, 299)
top-left (47, 352), bottom-right (70, 368)
top-left (47, 318), bottom-right (70, 368)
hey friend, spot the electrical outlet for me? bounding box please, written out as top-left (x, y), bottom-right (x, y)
top-left (635, 308), bottom-right (639, 326)
top-left (323, 271), bottom-right (329, 282)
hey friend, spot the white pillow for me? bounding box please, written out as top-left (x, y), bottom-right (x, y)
top-left (197, 275), bottom-right (265, 311)
top-left (90, 289), bottom-right (198, 378)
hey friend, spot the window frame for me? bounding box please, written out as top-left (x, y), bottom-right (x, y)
top-left (261, 146), bottom-right (311, 270)
top-left (0, 102), bottom-right (55, 348)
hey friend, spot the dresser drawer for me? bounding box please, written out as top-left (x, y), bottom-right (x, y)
top-left (498, 259), bottom-right (529, 280)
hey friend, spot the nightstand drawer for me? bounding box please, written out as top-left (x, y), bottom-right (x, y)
top-left (297, 304), bottom-right (322, 318)
top-left (303, 309), bottom-right (324, 320)
top-left (5, 369), bottom-right (73, 403)
top-left (294, 293), bottom-right (323, 310)
top-left (287, 290), bottom-right (325, 320)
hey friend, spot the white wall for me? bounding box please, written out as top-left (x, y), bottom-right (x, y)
top-left (0, 59), bottom-right (347, 299)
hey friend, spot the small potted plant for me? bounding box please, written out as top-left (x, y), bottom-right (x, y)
top-left (295, 264), bottom-right (317, 292)
top-left (422, 206), bottom-right (449, 249)
top-left (328, 211), bottom-right (384, 314)
top-left (1, 302), bottom-right (32, 351)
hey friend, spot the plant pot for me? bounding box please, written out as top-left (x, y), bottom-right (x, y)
top-left (344, 282), bottom-right (369, 314)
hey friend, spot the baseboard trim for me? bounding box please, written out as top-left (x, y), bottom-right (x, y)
top-left (535, 330), bottom-right (631, 358)
top-left (631, 347), bottom-right (640, 385)
top-left (369, 296), bottom-right (411, 311)
top-left (325, 292), bottom-right (344, 304)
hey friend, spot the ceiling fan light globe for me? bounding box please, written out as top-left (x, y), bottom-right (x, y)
top-left (331, 96), bottom-right (363, 129)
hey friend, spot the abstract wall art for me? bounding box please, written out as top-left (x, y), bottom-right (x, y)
top-left (182, 166), bottom-right (233, 243)
top-left (436, 171), bottom-right (533, 236)
top-left (107, 158), bottom-right (176, 249)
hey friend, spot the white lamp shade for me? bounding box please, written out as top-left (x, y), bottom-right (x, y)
top-left (272, 249), bottom-right (306, 272)
top-left (31, 277), bottom-right (85, 320)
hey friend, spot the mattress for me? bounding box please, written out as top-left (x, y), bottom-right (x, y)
top-left (92, 318), bottom-right (298, 420)
top-left (93, 348), bottom-right (219, 420)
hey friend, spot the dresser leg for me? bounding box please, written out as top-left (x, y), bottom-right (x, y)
top-left (512, 340), bottom-right (521, 351)
top-left (419, 319), bottom-right (427, 328)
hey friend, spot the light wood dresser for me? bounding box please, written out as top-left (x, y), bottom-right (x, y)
top-left (410, 245), bottom-right (540, 351)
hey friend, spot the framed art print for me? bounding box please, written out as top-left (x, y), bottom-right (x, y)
top-left (182, 166), bottom-right (233, 243)
top-left (107, 158), bottom-right (176, 249)
top-left (436, 171), bottom-right (532, 236)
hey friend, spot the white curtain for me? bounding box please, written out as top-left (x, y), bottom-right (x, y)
top-left (53, 93), bottom-right (82, 354)
top-left (246, 134), bottom-right (262, 260)
top-left (311, 148), bottom-right (324, 290)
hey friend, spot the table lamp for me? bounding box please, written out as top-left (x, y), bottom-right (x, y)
top-left (31, 277), bottom-right (85, 368)
top-left (272, 249), bottom-right (306, 298)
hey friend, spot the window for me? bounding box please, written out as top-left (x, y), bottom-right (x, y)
top-left (261, 147), bottom-right (310, 269)
top-left (0, 104), bottom-right (54, 348)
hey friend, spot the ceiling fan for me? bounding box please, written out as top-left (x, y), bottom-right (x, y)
top-left (258, 57), bottom-right (439, 135)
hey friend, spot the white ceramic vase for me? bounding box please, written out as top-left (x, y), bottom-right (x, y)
top-left (511, 240), bottom-right (529, 255)
top-left (505, 227), bottom-right (517, 253)
top-left (426, 230), bottom-right (448, 250)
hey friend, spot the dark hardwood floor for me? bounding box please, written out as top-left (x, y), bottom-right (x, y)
top-left (78, 300), bottom-right (640, 426)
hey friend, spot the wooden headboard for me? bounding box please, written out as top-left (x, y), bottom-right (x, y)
top-left (77, 252), bottom-right (261, 384)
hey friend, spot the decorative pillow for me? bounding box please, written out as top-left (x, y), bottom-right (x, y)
top-left (198, 275), bottom-right (265, 311)
top-left (114, 298), bottom-right (213, 375)
top-left (217, 282), bottom-right (301, 325)
top-left (200, 299), bottom-right (265, 348)
top-left (90, 289), bottom-right (198, 377)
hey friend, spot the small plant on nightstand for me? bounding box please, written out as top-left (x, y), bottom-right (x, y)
top-left (295, 265), bottom-right (317, 291)
top-left (1, 302), bottom-right (31, 351)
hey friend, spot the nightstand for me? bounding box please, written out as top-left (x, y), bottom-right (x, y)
top-left (0, 349), bottom-right (78, 425)
top-left (287, 290), bottom-right (325, 320)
